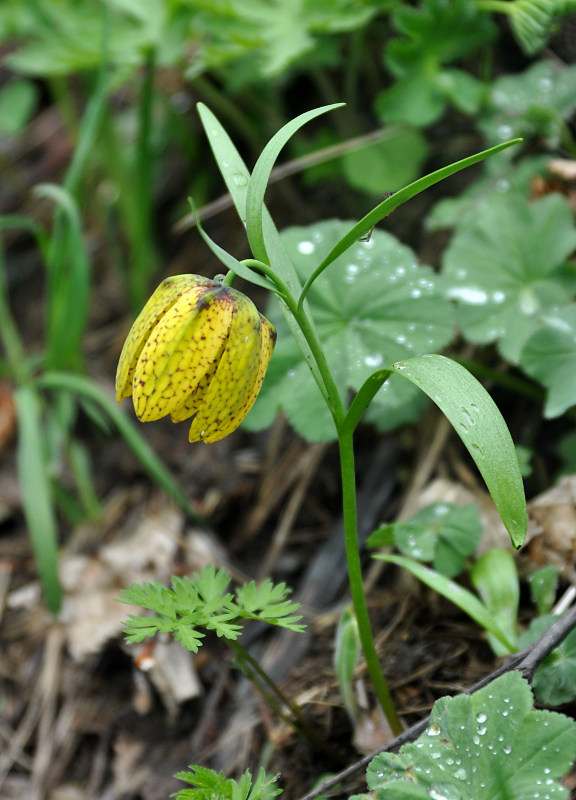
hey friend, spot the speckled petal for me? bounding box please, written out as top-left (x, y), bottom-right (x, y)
top-left (133, 286), bottom-right (234, 422)
top-left (233, 313), bottom-right (276, 424)
top-left (169, 357), bottom-right (218, 423)
top-left (187, 292), bottom-right (264, 443)
top-left (115, 274), bottom-right (213, 402)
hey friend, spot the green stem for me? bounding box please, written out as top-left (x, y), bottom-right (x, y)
top-left (339, 429), bottom-right (403, 735)
top-left (231, 641), bottom-right (336, 756)
top-left (271, 282), bottom-right (400, 731)
top-left (222, 265), bottom-right (401, 730)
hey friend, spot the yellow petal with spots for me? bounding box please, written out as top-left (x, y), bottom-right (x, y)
top-left (115, 274), bottom-right (213, 401)
top-left (133, 286), bottom-right (234, 422)
top-left (234, 313), bottom-right (276, 423)
top-left (169, 356), bottom-right (219, 423)
top-left (188, 293), bottom-right (264, 443)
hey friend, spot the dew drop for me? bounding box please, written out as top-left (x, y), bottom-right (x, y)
top-left (365, 353), bottom-right (383, 368)
top-left (518, 286), bottom-right (540, 316)
top-left (411, 288), bottom-right (422, 298)
top-left (298, 241), bottom-right (315, 255)
top-left (476, 713), bottom-right (487, 725)
top-left (538, 77), bottom-right (553, 92)
top-left (447, 287), bottom-right (489, 305)
top-left (427, 723), bottom-right (441, 736)
top-left (231, 172), bottom-right (248, 186)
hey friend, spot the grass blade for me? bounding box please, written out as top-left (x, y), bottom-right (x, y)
top-left (15, 386), bottom-right (62, 613)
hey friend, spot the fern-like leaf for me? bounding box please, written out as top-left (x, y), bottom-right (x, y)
top-left (236, 579), bottom-right (306, 632)
top-left (502, 0), bottom-right (576, 54)
top-left (173, 766), bottom-right (281, 800)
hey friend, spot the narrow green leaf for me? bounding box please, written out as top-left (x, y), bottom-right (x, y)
top-left (38, 372), bottom-right (205, 526)
top-left (390, 354), bottom-right (526, 548)
top-left (197, 102), bottom-right (326, 395)
top-left (246, 103), bottom-right (344, 263)
top-left (297, 138), bottom-right (522, 309)
top-left (188, 198), bottom-right (278, 293)
top-left (375, 554), bottom-right (516, 652)
top-left (528, 564), bottom-right (558, 616)
top-left (35, 183), bottom-right (90, 371)
top-left (340, 369), bottom-right (393, 436)
top-left (15, 387), bottom-right (61, 612)
top-left (334, 606), bottom-right (361, 723)
top-left (470, 549), bottom-right (520, 655)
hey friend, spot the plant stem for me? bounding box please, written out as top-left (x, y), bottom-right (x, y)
top-left (338, 429), bottom-right (403, 735)
top-left (287, 296), bottom-right (402, 732)
top-left (231, 640), bottom-right (337, 757)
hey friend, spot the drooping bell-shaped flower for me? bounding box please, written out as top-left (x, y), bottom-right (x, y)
top-left (116, 275), bottom-right (276, 443)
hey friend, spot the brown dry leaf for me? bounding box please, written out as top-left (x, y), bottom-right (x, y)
top-left (112, 733), bottom-right (150, 797)
top-left (0, 383), bottom-right (16, 452)
top-left (136, 638), bottom-right (202, 722)
top-left (548, 158), bottom-right (576, 182)
top-left (524, 475), bottom-right (576, 580)
top-left (60, 506), bottom-right (184, 662)
top-left (351, 678), bottom-right (397, 753)
top-left (531, 159), bottom-right (576, 215)
top-left (352, 706), bottom-right (396, 754)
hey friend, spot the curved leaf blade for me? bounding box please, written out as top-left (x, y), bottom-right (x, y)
top-left (297, 138), bottom-right (522, 309)
top-left (188, 198), bottom-right (279, 294)
top-left (246, 103), bottom-right (344, 263)
top-left (390, 354), bottom-right (526, 548)
top-left (375, 554), bottom-right (516, 652)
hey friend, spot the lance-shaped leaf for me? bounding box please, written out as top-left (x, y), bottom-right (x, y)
top-left (389, 354), bottom-right (526, 547)
top-left (347, 354), bottom-right (526, 547)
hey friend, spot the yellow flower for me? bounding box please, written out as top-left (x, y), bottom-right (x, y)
top-left (116, 274), bottom-right (276, 443)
